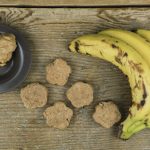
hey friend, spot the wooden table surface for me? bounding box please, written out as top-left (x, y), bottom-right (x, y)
top-left (0, 0), bottom-right (150, 6)
top-left (0, 1), bottom-right (150, 150)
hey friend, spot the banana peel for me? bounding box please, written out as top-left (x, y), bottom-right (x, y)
top-left (136, 29), bottom-right (150, 42)
top-left (69, 34), bottom-right (150, 140)
top-left (99, 29), bottom-right (150, 68)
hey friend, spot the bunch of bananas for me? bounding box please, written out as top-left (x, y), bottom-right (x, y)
top-left (69, 29), bottom-right (150, 140)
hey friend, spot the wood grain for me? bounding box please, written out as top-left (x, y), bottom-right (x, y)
top-left (0, 8), bottom-right (150, 150)
top-left (0, 0), bottom-right (149, 6)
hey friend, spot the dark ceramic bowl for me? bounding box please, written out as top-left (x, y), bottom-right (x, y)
top-left (0, 25), bottom-right (32, 93)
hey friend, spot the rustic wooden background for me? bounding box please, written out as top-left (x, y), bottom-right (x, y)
top-left (0, 0), bottom-right (150, 6)
top-left (0, 1), bottom-right (150, 150)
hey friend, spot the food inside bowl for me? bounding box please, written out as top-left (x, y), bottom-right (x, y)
top-left (0, 33), bottom-right (16, 67)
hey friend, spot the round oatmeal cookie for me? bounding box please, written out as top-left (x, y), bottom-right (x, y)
top-left (43, 102), bottom-right (73, 129)
top-left (0, 33), bottom-right (16, 66)
top-left (93, 101), bottom-right (121, 128)
top-left (66, 82), bottom-right (93, 108)
top-left (20, 83), bottom-right (48, 109)
top-left (46, 58), bottom-right (71, 86)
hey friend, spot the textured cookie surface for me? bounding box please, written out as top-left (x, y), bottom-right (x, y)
top-left (93, 101), bottom-right (121, 128)
top-left (43, 102), bottom-right (73, 129)
top-left (46, 58), bottom-right (71, 86)
top-left (20, 83), bottom-right (48, 109)
top-left (0, 33), bottom-right (17, 66)
top-left (66, 82), bottom-right (93, 108)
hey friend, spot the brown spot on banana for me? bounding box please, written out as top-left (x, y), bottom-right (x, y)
top-left (128, 60), bottom-right (144, 74)
top-left (142, 82), bottom-right (147, 99)
top-left (115, 56), bottom-right (122, 65)
top-left (85, 52), bottom-right (92, 56)
top-left (137, 103), bottom-right (142, 110)
top-left (140, 100), bottom-right (145, 107)
top-left (132, 82), bottom-right (147, 110)
top-left (74, 41), bottom-right (80, 52)
top-left (101, 39), bottom-right (106, 42)
top-left (129, 110), bottom-right (133, 117)
top-left (132, 102), bottom-right (142, 110)
top-left (117, 47), bottom-right (124, 58)
top-left (133, 79), bottom-right (142, 90)
top-left (136, 82), bottom-right (148, 109)
top-left (144, 119), bottom-right (148, 126)
top-left (111, 44), bottom-right (119, 49)
top-left (99, 51), bottom-right (103, 56)
top-left (114, 46), bottom-right (128, 66)
top-left (123, 52), bottom-right (128, 57)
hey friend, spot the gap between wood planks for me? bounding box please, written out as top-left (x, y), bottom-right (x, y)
top-left (0, 4), bottom-right (149, 8)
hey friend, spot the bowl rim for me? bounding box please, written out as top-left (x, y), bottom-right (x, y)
top-left (0, 24), bottom-right (32, 93)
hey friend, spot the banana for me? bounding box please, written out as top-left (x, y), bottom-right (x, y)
top-left (136, 29), bottom-right (150, 42)
top-left (99, 29), bottom-right (150, 68)
top-left (69, 34), bottom-right (150, 139)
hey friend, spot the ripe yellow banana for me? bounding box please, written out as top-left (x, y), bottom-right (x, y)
top-left (136, 29), bottom-right (150, 42)
top-left (69, 34), bottom-right (150, 139)
top-left (99, 29), bottom-right (150, 68)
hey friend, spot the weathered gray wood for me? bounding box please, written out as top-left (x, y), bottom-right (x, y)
top-left (0, 8), bottom-right (150, 150)
top-left (0, 0), bottom-right (149, 6)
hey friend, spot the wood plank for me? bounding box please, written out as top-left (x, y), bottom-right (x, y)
top-left (0, 7), bottom-right (149, 149)
top-left (0, 0), bottom-right (149, 6)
